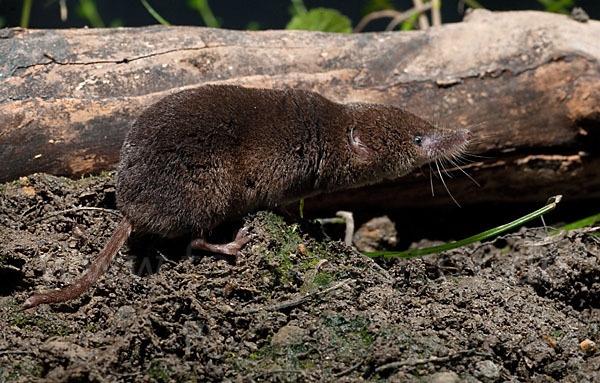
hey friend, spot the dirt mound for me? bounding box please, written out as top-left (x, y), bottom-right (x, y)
top-left (1, 173), bottom-right (599, 382)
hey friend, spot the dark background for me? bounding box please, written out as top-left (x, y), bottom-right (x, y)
top-left (0, 0), bottom-right (598, 30)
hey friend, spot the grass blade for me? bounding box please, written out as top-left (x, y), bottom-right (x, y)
top-left (365, 195), bottom-right (562, 259)
top-left (141, 0), bottom-right (171, 26)
top-left (20, 0), bottom-right (33, 28)
top-left (549, 212), bottom-right (600, 235)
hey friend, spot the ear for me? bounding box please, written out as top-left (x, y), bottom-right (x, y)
top-left (349, 126), bottom-right (373, 159)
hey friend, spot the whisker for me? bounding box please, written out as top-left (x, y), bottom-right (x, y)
top-left (462, 152), bottom-right (493, 160)
top-left (435, 159), bottom-right (461, 207)
top-left (439, 158), bottom-right (454, 178)
top-left (451, 155), bottom-right (471, 165)
top-left (428, 162), bottom-right (435, 197)
top-left (463, 121), bottom-right (487, 129)
top-left (447, 157), bottom-right (481, 187)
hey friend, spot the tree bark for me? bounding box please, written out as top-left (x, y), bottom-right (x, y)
top-left (1, 10), bottom-right (599, 208)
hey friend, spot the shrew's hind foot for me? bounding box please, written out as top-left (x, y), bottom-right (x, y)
top-left (190, 227), bottom-right (251, 256)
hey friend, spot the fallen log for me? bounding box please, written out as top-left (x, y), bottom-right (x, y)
top-left (1, 9), bottom-right (599, 208)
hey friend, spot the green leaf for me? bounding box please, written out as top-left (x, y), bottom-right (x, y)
top-left (401, 12), bottom-right (419, 30)
top-left (290, 0), bottom-right (307, 16)
top-left (537, 0), bottom-right (574, 14)
top-left (246, 21), bottom-right (261, 30)
top-left (77, 0), bottom-right (105, 28)
top-left (0, 16), bottom-right (5, 28)
top-left (462, 0), bottom-right (485, 8)
top-left (286, 8), bottom-right (352, 33)
top-left (109, 18), bottom-right (124, 28)
top-left (362, 0), bottom-right (395, 16)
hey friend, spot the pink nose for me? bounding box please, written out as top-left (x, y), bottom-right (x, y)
top-left (464, 131), bottom-right (472, 141)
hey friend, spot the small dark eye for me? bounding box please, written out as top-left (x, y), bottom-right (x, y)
top-left (413, 136), bottom-right (422, 146)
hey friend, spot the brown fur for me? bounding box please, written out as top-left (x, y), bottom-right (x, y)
top-left (117, 85), bottom-right (455, 237)
top-left (25, 85), bottom-right (469, 309)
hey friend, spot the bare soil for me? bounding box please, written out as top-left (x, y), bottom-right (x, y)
top-left (1, 173), bottom-right (599, 382)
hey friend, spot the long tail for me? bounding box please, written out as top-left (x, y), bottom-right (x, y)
top-left (23, 217), bottom-right (132, 309)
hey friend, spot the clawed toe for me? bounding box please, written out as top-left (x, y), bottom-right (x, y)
top-left (190, 227), bottom-right (252, 256)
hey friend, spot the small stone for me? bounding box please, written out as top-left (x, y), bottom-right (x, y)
top-left (474, 360), bottom-right (500, 381)
top-left (22, 186), bottom-right (36, 196)
top-left (579, 339), bottom-right (597, 355)
top-left (218, 304), bottom-right (234, 314)
top-left (570, 7), bottom-right (589, 22)
top-left (271, 324), bottom-right (307, 347)
top-left (353, 216), bottom-right (398, 252)
top-left (116, 305), bottom-right (135, 319)
top-left (546, 360), bottom-right (567, 375)
top-left (430, 371), bottom-right (460, 383)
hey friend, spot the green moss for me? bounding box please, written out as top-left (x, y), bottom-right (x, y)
top-left (238, 314), bottom-right (375, 374)
top-left (233, 211), bottom-right (378, 375)
top-left (553, 329), bottom-right (564, 338)
top-left (358, 326), bottom-right (373, 347)
top-left (32, 364), bottom-right (45, 378)
top-left (257, 211), bottom-right (317, 284)
top-left (302, 258), bottom-right (322, 268)
top-left (3, 300), bottom-right (69, 339)
top-left (147, 360), bottom-right (172, 383)
top-left (248, 352), bottom-right (261, 361)
top-left (11, 313), bottom-right (30, 328)
top-left (312, 271), bottom-right (335, 287)
top-left (4, 371), bottom-right (19, 382)
top-left (236, 338), bottom-right (320, 375)
top-left (255, 211), bottom-right (347, 291)
top-left (3, 361), bottom-right (46, 381)
top-left (298, 358), bottom-right (316, 370)
top-left (324, 314), bottom-right (374, 347)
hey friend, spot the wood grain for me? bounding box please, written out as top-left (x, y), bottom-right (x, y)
top-left (1, 10), bottom-right (598, 207)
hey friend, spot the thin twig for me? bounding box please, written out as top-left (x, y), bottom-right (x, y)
top-left (317, 217), bottom-right (345, 225)
top-left (0, 350), bottom-right (36, 356)
top-left (156, 250), bottom-right (179, 266)
top-left (385, 3), bottom-right (434, 31)
top-left (376, 349), bottom-right (489, 372)
top-left (336, 210), bottom-right (354, 246)
top-left (243, 279), bottom-right (353, 314)
top-left (412, 0), bottom-right (430, 29)
top-left (354, 10), bottom-right (400, 32)
top-left (354, 3), bottom-right (434, 33)
top-left (252, 369), bottom-right (307, 380)
top-left (20, 202), bottom-right (41, 219)
top-left (302, 259), bottom-right (330, 293)
top-left (30, 206), bottom-right (121, 223)
top-left (431, 0), bottom-right (442, 26)
top-left (334, 359), bottom-right (365, 377)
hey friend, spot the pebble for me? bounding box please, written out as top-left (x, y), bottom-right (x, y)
top-left (430, 371), bottom-right (460, 383)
